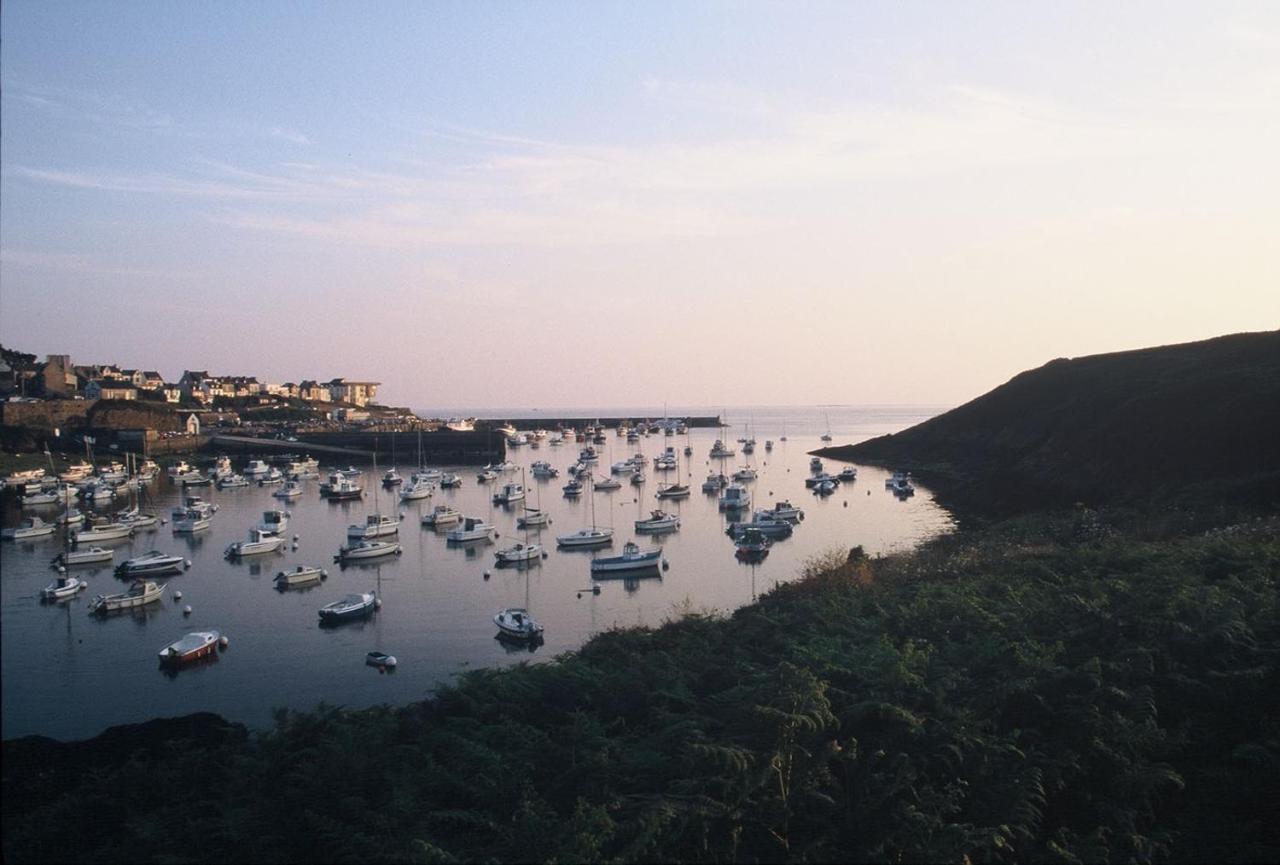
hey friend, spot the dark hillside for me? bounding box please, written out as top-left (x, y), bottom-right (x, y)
top-left (819, 330), bottom-right (1280, 517)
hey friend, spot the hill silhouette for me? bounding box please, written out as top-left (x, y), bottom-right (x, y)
top-left (818, 330), bottom-right (1280, 517)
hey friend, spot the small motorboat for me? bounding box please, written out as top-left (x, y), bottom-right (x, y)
top-left (3, 516), bottom-right (57, 541)
top-left (399, 477), bottom-right (434, 501)
top-left (727, 517), bottom-right (794, 539)
top-left (760, 501), bottom-right (804, 522)
top-left (347, 513), bottom-right (400, 540)
top-left (217, 473), bottom-right (250, 489)
top-left (421, 504), bottom-right (462, 527)
top-left (593, 475), bottom-right (621, 491)
top-left (115, 550), bottom-right (188, 576)
top-left (438, 473), bottom-right (462, 489)
top-left (445, 518), bottom-right (495, 543)
top-left (42, 575), bottom-right (88, 601)
top-left (381, 468), bottom-right (403, 487)
top-left (225, 528), bottom-right (287, 558)
top-left (53, 546), bottom-right (114, 567)
top-left (158, 630), bottom-right (222, 665)
top-left (494, 607), bottom-right (544, 641)
top-left (89, 580), bottom-right (167, 614)
top-left (734, 528), bottom-right (773, 558)
top-left (838, 467), bottom-right (858, 481)
top-left (274, 480), bottom-right (304, 499)
top-left (366, 651), bottom-right (397, 668)
top-left (492, 482), bottom-right (525, 504)
top-left (72, 520), bottom-right (134, 543)
top-left (562, 480), bottom-right (583, 497)
top-left (318, 591), bottom-right (377, 623)
top-left (655, 483), bottom-right (691, 500)
top-left (590, 541), bottom-right (662, 574)
top-left (335, 540), bottom-right (402, 562)
top-left (274, 564), bottom-right (327, 588)
top-left (476, 469), bottom-right (498, 482)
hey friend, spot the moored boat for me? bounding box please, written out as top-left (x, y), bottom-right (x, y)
top-left (42, 575), bottom-right (89, 600)
top-left (88, 579), bottom-right (167, 614)
top-left (53, 545), bottom-right (114, 567)
top-left (421, 504), bottom-right (462, 527)
top-left (72, 520), bottom-right (133, 543)
top-left (335, 540), bottom-right (402, 562)
top-left (635, 509), bottom-right (680, 533)
top-left (556, 526), bottom-right (614, 548)
top-left (275, 564), bottom-right (327, 588)
top-left (494, 607), bottom-right (544, 641)
top-left (116, 550), bottom-right (188, 577)
top-left (318, 591), bottom-right (377, 623)
top-left (590, 541), bottom-right (662, 573)
top-left (347, 512), bottom-right (401, 539)
top-left (494, 541), bottom-right (543, 564)
top-left (3, 516), bottom-right (57, 540)
top-left (225, 528), bottom-right (287, 558)
top-left (446, 517), bottom-right (495, 542)
top-left (158, 630), bottom-right (222, 665)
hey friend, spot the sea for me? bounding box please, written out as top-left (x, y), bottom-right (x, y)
top-left (1, 404), bottom-right (953, 741)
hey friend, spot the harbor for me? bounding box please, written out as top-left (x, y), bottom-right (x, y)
top-left (0, 406), bottom-right (952, 741)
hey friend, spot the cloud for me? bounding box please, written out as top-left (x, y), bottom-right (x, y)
top-left (270, 126), bottom-right (313, 146)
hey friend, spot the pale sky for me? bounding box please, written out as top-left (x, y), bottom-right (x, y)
top-left (2, 1), bottom-right (1277, 409)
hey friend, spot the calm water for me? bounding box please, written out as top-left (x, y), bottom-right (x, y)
top-left (1, 406), bottom-right (952, 741)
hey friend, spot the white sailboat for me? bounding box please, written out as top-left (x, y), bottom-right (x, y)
top-left (556, 474), bottom-right (613, 547)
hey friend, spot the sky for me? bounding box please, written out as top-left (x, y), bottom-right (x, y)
top-left (2, 1), bottom-right (1277, 410)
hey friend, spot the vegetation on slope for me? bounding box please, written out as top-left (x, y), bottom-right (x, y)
top-left (5, 511), bottom-right (1278, 863)
top-left (818, 331), bottom-right (1280, 518)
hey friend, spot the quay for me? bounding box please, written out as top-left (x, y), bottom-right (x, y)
top-left (209, 430), bottom-right (502, 465)
top-left (473, 415), bottom-right (723, 430)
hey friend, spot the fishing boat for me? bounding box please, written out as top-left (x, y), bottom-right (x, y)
top-left (274, 565), bottom-right (327, 588)
top-left (158, 630), bottom-right (222, 665)
top-left (734, 528), bottom-right (772, 559)
top-left (732, 466), bottom-right (758, 481)
top-left (217, 473), bottom-right (250, 489)
top-left (318, 591), bottom-right (376, 623)
top-left (727, 516), bottom-right (794, 539)
top-left (347, 513), bottom-right (401, 540)
top-left (225, 528), bottom-right (287, 558)
top-left (760, 500), bottom-right (804, 521)
top-left (172, 508), bottom-right (211, 533)
top-left (116, 550), bottom-right (188, 577)
top-left (88, 579), bottom-right (166, 614)
top-left (718, 484), bottom-right (751, 511)
top-left (53, 546), bottom-right (114, 567)
top-left (709, 439), bottom-right (736, 458)
top-left (634, 509), bottom-right (680, 533)
top-left (701, 472), bottom-right (728, 493)
top-left (274, 480), bottom-right (304, 499)
top-left (593, 475), bottom-right (621, 491)
top-left (334, 540), bottom-right (402, 562)
top-left (438, 473), bottom-right (462, 489)
top-left (42, 575), bottom-right (89, 601)
top-left (493, 607), bottom-right (544, 641)
top-left (381, 468), bottom-right (403, 487)
top-left (320, 472), bottom-right (363, 500)
top-left (492, 482), bottom-right (525, 504)
top-left (590, 541), bottom-right (662, 573)
top-left (398, 476), bottom-right (434, 501)
top-left (476, 468), bottom-right (498, 482)
top-left (530, 460), bottom-right (559, 478)
top-left (3, 516), bottom-right (57, 540)
top-left (421, 504), bottom-right (462, 527)
top-left (244, 459), bottom-right (270, 476)
top-left (446, 517), bottom-right (495, 542)
top-left (72, 520), bottom-right (133, 543)
top-left (258, 468), bottom-right (285, 486)
top-left (562, 479), bottom-right (583, 497)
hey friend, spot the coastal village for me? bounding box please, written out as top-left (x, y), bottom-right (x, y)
top-left (0, 344), bottom-right (416, 462)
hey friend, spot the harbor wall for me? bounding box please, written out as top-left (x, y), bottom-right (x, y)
top-left (474, 415), bottom-right (722, 430)
top-left (207, 430), bottom-right (503, 465)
